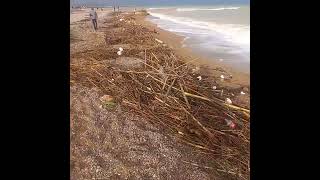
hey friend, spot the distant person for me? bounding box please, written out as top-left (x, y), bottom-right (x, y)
top-left (117, 6), bottom-right (119, 11)
top-left (113, 6), bottom-right (115, 12)
top-left (134, 8), bottom-right (136, 14)
top-left (89, 8), bottom-right (98, 31)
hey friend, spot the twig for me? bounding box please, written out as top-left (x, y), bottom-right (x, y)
top-left (179, 82), bottom-right (191, 109)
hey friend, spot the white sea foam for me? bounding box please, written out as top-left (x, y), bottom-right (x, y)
top-left (148, 12), bottom-right (250, 46)
top-left (176, 7), bottom-right (240, 12)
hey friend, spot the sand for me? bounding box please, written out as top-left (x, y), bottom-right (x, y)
top-left (71, 9), bottom-right (218, 180)
top-left (70, 9), bottom-right (249, 179)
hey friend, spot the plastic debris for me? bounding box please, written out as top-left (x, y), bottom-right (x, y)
top-left (119, 47), bottom-right (123, 51)
top-left (155, 38), bottom-right (163, 44)
top-left (147, 87), bottom-right (151, 91)
top-left (212, 86), bottom-right (217, 90)
top-left (100, 95), bottom-right (116, 108)
top-left (225, 98), bottom-right (232, 104)
top-left (240, 91), bottom-right (246, 95)
top-left (192, 66), bottom-right (200, 73)
top-left (178, 131), bottom-right (184, 135)
top-left (220, 75), bottom-right (225, 79)
top-left (224, 119), bottom-right (236, 129)
top-left (119, 18), bottom-right (124, 21)
top-left (117, 50), bottom-right (122, 55)
top-left (197, 76), bottom-right (202, 81)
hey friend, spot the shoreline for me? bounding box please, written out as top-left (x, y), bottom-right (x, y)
top-left (71, 10), bottom-right (250, 179)
top-left (134, 12), bottom-right (250, 87)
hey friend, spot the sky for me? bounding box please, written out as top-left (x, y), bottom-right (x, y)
top-left (71, 0), bottom-right (250, 7)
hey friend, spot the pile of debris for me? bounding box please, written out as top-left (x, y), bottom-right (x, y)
top-left (71, 11), bottom-right (250, 180)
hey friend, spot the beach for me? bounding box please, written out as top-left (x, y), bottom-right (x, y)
top-left (135, 12), bottom-right (250, 87)
top-left (70, 8), bottom-right (250, 180)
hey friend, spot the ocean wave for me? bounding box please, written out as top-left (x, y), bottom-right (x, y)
top-left (148, 7), bottom-right (171, 10)
top-left (176, 7), bottom-right (240, 12)
top-left (148, 12), bottom-right (250, 46)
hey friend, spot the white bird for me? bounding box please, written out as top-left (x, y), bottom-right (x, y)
top-left (117, 50), bottom-right (122, 55)
top-left (240, 91), bottom-right (246, 95)
top-left (225, 98), bottom-right (232, 104)
top-left (197, 76), bottom-right (202, 81)
top-left (119, 47), bottom-right (123, 51)
top-left (212, 86), bottom-right (217, 90)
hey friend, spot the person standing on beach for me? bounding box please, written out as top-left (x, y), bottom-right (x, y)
top-left (118, 6), bottom-right (119, 11)
top-left (113, 6), bottom-right (115, 12)
top-left (89, 8), bottom-right (98, 31)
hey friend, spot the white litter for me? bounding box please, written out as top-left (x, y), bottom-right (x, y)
top-left (197, 76), bottom-right (202, 81)
top-left (225, 98), bottom-right (232, 104)
top-left (212, 86), bottom-right (217, 90)
top-left (224, 119), bottom-right (236, 129)
top-left (119, 47), bottom-right (123, 51)
top-left (240, 91), bottom-right (246, 95)
top-left (220, 75), bottom-right (225, 79)
top-left (192, 66), bottom-right (200, 73)
top-left (147, 87), bottom-right (151, 91)
top-left (117, 51), bottom-right (122, 56)
top-left (111, 79), bottom-right (114, 82)
top-left (155, 38), bottom-right (163, 44)
top-left (119, 18), bottom-right (124, 21)
top-left (178, 131), bottom-right (184, 135)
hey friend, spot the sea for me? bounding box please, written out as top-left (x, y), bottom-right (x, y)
top-left (146, 4), bottom-right (250, 73)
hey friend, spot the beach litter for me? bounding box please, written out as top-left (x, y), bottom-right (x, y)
top-left (155, 38), bottom-right (163, 44)
top-left (71, 11), bottom-right (250, 180)
top-left (225, 98), bottom-right (232, 104)
top-left (100, 95), bottom-right (116, 108)
top-left (224, 119), bottom-right (236, 129)
top-left (240, 91), bottom-right (246, 95)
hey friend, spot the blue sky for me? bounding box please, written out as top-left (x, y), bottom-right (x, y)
top-left (72, 0), bottom-right (250, 6)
